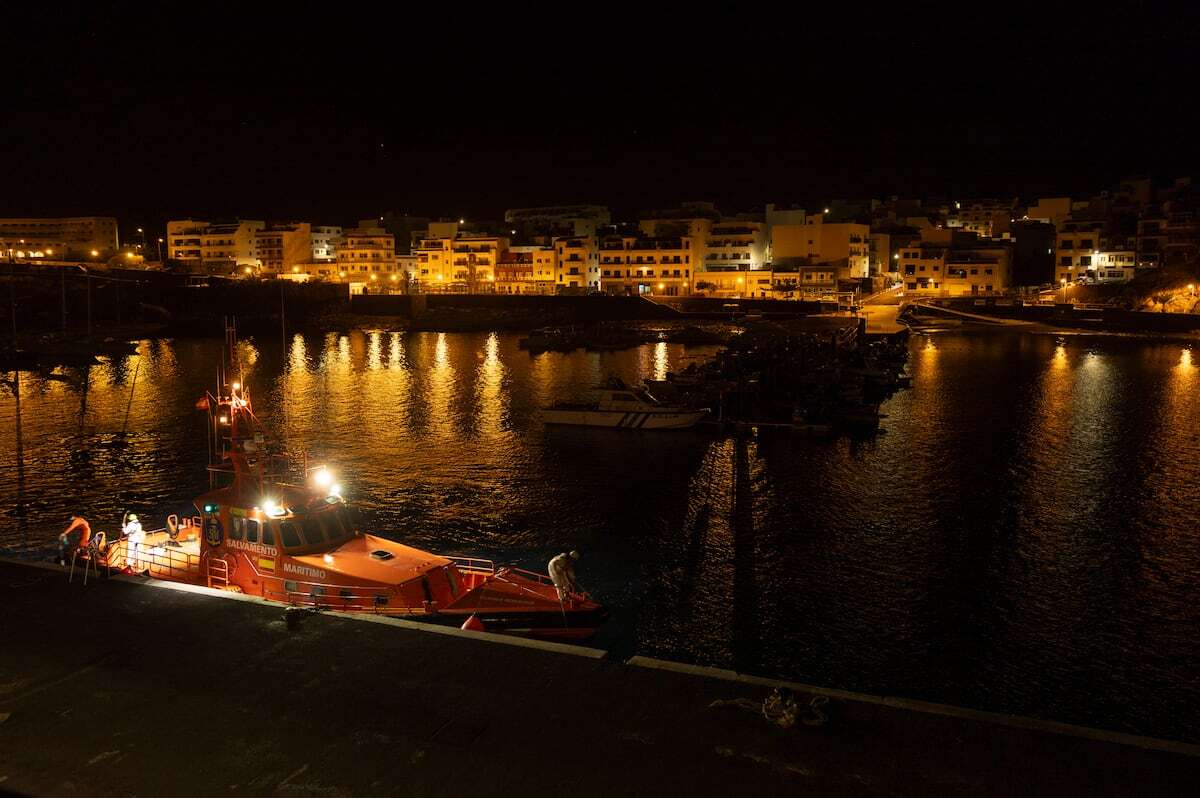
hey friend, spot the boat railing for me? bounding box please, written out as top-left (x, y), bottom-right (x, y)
top-left (108, 534), bottom-right (203, 582)
top-left (444, 556), bottom-right (496, 576)
top-left (503, 566), bottom-right (557, 588)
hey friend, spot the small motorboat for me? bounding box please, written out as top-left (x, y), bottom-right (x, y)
top-left (544, 378), bottom-right (709, 429)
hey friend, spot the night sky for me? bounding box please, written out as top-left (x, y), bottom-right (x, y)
top-left (2, 1), bottom-right (1197, 228)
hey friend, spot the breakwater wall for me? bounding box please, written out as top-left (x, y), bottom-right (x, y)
top-left (350, 293), bottom-right (680, 323)
top-left (0, 264), bottom-right (348, 335)
top-left (918, 296), bottom-right (1200, 335)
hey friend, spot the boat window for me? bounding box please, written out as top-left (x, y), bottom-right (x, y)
top-left (301, 516), bottom-right (326, 546)
top-left (279, 521), bottom-right (302, 549)
top-left (321, 509), bottom-right (351, 543)
top-left (229, 518), bottom-right (244, 541)
top-left (261, 522), bottom-right (275, 546)
top-left (245, 519), bottom-right (259, 544)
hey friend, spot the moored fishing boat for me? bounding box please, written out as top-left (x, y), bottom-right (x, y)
top-left (544, 378), bottom-right (709, 429)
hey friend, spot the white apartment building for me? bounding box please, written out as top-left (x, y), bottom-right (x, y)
top-left (311, 225), bottom-right (341, 261)
top-left (703, 221), bottom-right (768, 271)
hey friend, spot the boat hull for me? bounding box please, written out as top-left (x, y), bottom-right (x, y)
top-left (544, 408), bottom-right (707, 429)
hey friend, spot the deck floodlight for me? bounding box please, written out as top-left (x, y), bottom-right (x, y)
top-left (313, 468), bottom-right (334, 489)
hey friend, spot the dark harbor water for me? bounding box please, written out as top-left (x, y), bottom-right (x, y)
top-left (2, 329), bottom-right (1198, 742)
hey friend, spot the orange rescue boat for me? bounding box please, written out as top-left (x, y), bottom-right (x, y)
top-left (87, 326), bottom-right (606, 641)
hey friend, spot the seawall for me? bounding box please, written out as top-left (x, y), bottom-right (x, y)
top-left (0, 558), bottom-right (1196, 795)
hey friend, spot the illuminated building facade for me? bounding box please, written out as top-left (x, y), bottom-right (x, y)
top-left (0, 216), bottom-right (119, 259)
top-left (599, 234), bottom-right (693, 296)
top-left (253, 223), bottom-right (317, 276)
top-left (336, 225), bottom-right (397, 284)
top-left (704, 221), bottom-right (768, 271)
top-left (769, 215), bottom-right (870, 279)
top-left (553, 235), bottom-right (597, 291)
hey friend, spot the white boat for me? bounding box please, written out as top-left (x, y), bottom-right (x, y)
top-left (544, 381), bottom-right (708, 429)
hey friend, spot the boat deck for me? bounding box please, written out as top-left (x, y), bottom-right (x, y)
top-left (94, 528), bottom-right (205, 583)
top-left (0, 558), bottom-right (1196, 795)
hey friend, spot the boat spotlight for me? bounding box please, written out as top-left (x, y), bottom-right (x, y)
top-left (323, 554), bottom-right (334, 564)
top-left (263, 500), bottom-right (286, 518)
top-left (313, 467), bottom-right (334, 489)
top-left (330, 484), bottom-right (343, 499)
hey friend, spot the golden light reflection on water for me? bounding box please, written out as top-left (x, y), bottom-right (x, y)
top-left (1031, 340), bottom-right (1074, 450)
top-left (367, 331), bottom-right (382, 371)
top-left (654, 341), bottom-right (669, 381)
top-left (477, 332), bottom-right (505, 437)
top-left (388, 332), bottom-right (404, 369)
top-left (427, 332), bottom-right (455, 435)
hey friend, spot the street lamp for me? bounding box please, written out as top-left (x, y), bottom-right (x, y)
top-left (1060, 277), bottom-right (1068, 304)
top-left (156, 237), bottom-right (163, 262)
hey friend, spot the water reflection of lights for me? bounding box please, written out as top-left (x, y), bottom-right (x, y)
top-left (367, 331), bottom-right (382, 371)
top-left (1180, 347), bottom-right (1193, 371)
top-left (478, 333), bottom-right (505, 436)
top-left (653, 341), bottom-right (669, 381)
top-left (388, 332), bottom-right (404, 368)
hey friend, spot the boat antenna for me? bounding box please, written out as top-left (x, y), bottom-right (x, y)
top-left (120, 358), bottom-right (140, 437)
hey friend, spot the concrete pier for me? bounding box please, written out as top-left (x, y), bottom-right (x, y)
top-left (1, 559), bottom-right (1196, 796)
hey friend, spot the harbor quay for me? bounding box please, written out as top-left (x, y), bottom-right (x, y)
top-left (1, 559), bottom-right (1196, 796)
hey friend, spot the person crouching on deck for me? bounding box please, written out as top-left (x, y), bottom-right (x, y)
top-left (58, 515), bottom-right (92, 566)
top-left (548, 550), bottom-right (582, 602)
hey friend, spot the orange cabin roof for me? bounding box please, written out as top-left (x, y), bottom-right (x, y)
top-left (292, 534), bottom-right (452, 586)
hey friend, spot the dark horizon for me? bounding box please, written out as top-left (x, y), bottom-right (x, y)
top-left (3, 2), bottom-right (1198, 228)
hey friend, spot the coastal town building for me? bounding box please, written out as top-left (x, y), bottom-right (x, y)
top-left (495, 250), bottom-right (537, 294)
top-left (203, 221), bottom-right (265, 271)
top-left (553, 235), bottom-right (598, 291)
top-left (311, 225), bottom-right (341, 261)
top-left (335, 224), bottom-right (397, 285)
top-left (704, 220), bottom-right (769, 271)
top-left (1054, 219), bottom-right (1137, 283)
top-left (770, 215), bottom-right (870, 279)
top-left (898, 230), bottom-right (1012, 294)
top-left (695, 266), bottom-right (839, 299)
top-left (450, 233), bottom-right (507, 291)
top-left (0, 216), bottom-right (120, 260)
top-left (599, 233), bottom-right (694, 296)
top-left (504, 205), bottom-right (610, 238)
top-left (252, 223), bottom-right (317, 276)
top-left (947, 199), bottom-right (1017, 238)
top-left (167, 219), bottom-right (267, 272)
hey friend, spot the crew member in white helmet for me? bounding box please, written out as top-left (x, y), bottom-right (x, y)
top-left (123, 513), bottom-right (145, 571)
top-left (547, 550), bottom-right (581, 601)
